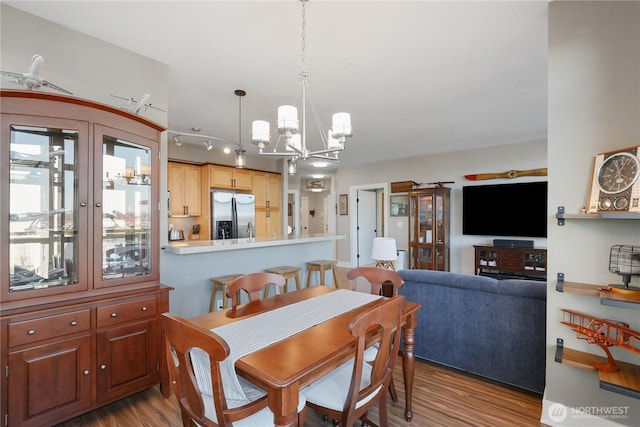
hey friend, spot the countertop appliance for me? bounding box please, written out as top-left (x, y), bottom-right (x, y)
top-left (211, 190), bottom-right (255, 239)
top-left (169, 228), bottom-right (185, 241)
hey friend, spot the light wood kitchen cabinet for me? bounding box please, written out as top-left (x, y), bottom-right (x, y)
top-left (168, 162), bottom-right (201, 216)
top-left (254, 171), bottom-right (282, 237)
top-left (210, 164), bottom-right (253, 191)
top-left (1, 90), bottom-right (171, 427)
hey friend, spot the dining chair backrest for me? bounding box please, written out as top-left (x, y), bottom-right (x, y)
top-left (226, 272), bottom-right (286, 308)
top-left (303, 295), bottom-right (405, 426)
top-left (346, 266), bottom-right (404, 297)
top-left (162, 313), bottom-right (268, 427)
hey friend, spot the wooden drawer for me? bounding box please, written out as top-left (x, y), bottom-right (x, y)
top-left (500, 250), bottom-right (524, 260)
top-left (9, 309), bottom-right (91, 347)
top-left (97, 296), bottom-right (157, 328)
top-left (500, 260), bottom-right (524, 271)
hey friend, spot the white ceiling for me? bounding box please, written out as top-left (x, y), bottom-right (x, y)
top-left (4, 1), bottom-right (548, 176)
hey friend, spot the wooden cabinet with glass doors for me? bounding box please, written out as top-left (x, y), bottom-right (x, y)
top-left (408, 187), bottom-right (451, 271)
top-left (0, 90), bottom-right (171, 427)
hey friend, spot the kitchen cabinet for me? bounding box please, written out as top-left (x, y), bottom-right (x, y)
top-left (408, 187), bottom-right (450, 271)
top-left (210, 164), bottom-right (253, 191)
top-left (168, 162), bottom-right (201, 216)
top-left (254, 171), bottom-right (282, 237)
top-left (1, 90), bottom-right (171, 426)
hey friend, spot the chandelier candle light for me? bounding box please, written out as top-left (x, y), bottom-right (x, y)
top-left (250, 0), bottom-right (352, 174)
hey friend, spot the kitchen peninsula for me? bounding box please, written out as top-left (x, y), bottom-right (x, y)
top-left (160, 234), bottom-right (344, 318)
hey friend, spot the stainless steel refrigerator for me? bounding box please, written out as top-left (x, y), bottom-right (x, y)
top-left (210, 191), bottom-right (256, 239)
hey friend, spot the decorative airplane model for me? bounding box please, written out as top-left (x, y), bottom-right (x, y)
top-left (110, 93), bottom-right (165, 115)
top-left (0, 54), bottom-right (72, 94)
top-left (561, 308), bottom-right (640, 372)
top-left (464, 168), bottom-right (548, 181)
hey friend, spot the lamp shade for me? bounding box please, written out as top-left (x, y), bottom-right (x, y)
top-left (371, 237), bottom-right (397, 261)
top-left (277, 105), bottom-right (299, 132)
top-left (331, 112), bottom-right (352, 138)
top-left (251, 120), bottom-right (270, 143)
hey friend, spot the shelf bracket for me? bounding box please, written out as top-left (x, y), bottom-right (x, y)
top-left (556, 206), bottom-right (565, 226)
top-left (556, 272), bottom-right (565, 292)
top-left (554, 338), bottom-right (564, 363)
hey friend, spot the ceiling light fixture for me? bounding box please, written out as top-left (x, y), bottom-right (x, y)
top-left (166, 129), bottom-right (232, 150)
top-left (234, 89), bottom-right (247, 169)
top-left (250, 0), bottom-right (352, 174)
top-left (203, 139), bottom-right (213, 151)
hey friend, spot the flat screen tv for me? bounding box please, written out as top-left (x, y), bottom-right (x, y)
top-left (462, 181), bottom-right (547, 238)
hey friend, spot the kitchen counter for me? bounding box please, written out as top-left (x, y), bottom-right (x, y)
top-left (160, 234), bottom-right (345, 318)
top-left (162, 234), bottom-right (344, 255)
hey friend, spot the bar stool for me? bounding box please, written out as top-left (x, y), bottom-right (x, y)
top-left (306, 260), bottom-right (339, 288)
top-left (209, 273), bottom-right (243, 312)
top-left (263, 266), bottom-right (302, 297)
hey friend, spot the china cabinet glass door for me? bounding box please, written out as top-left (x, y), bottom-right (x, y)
top-left (94, 125), bottom-right (157, 288)
top-left (5, 117), bottom-right (89, 297)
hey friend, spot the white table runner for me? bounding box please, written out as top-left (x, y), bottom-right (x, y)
top-left (190, 289), bottom-right (381, 402)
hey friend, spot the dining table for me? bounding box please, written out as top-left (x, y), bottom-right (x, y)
top-left (188, 285), bottom-right (421, 427)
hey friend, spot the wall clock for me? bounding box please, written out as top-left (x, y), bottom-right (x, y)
top-left (588, 145), bottom-right (640, 213)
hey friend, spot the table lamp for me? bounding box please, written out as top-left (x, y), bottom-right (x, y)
top-left (371, 237), bottom-right (398, 270)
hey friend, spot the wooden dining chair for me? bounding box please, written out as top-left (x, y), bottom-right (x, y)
top-left (346, 266), bottom-right (404, 402)
top-left (162, 313), bottom-right (306, 427)
top-left (302, 295), bottom-right (405, 427)
top-left (225, 272), bottom-right (286, 308)
top-left (346, 266), bottom-right (404, 297)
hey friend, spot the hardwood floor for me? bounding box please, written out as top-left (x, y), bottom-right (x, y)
top-left (56, 359), bottom-right (546, 427)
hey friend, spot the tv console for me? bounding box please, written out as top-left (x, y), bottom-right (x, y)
top-left (474, 245), bottom-right (547, 281)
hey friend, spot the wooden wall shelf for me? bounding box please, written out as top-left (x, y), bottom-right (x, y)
top-left (555, 339), bottom-right (640, 399)
top-left (556, 273), bottom-right (640, 310)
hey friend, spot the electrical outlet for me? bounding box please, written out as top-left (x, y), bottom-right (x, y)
top-left (216, 299), bottom-right (223, 310)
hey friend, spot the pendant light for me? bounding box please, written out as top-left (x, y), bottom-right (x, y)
top-left (235, 89), bottom-right (247, 168)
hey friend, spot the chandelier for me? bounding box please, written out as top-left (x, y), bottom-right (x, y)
top-left (250, 0), bottom-right (352, 174)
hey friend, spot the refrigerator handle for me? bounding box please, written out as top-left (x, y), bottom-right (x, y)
top-left (231, 197), bottom-right (238, 238)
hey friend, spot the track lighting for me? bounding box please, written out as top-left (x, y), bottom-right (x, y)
top-left (203, 140), bottom-right (213, 151)
top-left (173, 135), bottom-right (182, 147)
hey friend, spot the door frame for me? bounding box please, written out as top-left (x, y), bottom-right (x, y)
top-left (348, 182), bottom-right (389, 267)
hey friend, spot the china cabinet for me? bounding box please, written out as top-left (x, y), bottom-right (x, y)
top-left (1, 90), bottom-right (171, 426)
top-left (408, 187), bottom-right (450, 271)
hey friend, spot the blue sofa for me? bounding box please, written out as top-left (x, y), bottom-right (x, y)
top-left (398, 269), bottom-right (546, 394)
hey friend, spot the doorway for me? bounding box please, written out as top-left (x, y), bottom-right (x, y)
top-left (349, 183), bottom-right (390, 267)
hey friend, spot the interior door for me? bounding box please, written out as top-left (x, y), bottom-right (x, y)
top-left (300, 196), bottom-right (309, 234)
top-left (356, 190), bottom-right (377, 266)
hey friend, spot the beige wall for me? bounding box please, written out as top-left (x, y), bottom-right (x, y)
top-left (335, 139), bottom-right (548, 273)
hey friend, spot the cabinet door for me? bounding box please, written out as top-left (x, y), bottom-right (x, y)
top-left (168, 163), bottom-right (201, 216)
top-left (210, 166), bottom-right (234, 189)
top-left (96, 319), bottom-right (158, 404)
top-left (233, 169), bottom-right (253, 191)
top-left (2, 114), bottom-right (90, 302)
top-left (8, 335), bottom-right (92, 427)
top-left (183, 165), bottom-right (201, 215)
top-left (168, 163), bottom-right (187, 216)
top-left (254, 172), bottom-right (268, 208)
top-left (94, 125), bottom-right (158, 288)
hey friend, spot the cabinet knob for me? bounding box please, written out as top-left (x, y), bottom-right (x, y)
top-left (70, 320), bottom-right (78, 326)
top-left (111, 313), bottom-right (117, 318)
top-left (100, 364), bottom-right (107, 370)
top-left (27, 329), bottom-right (36, 335)
top-left (141, 306), bottom-right (148, 312)
top-left (95, 202), bottom-right (102, 208)
top-left (83, 370), bottom-right (90, 376)
top-left (80, 202), bottom-right (87, 207)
